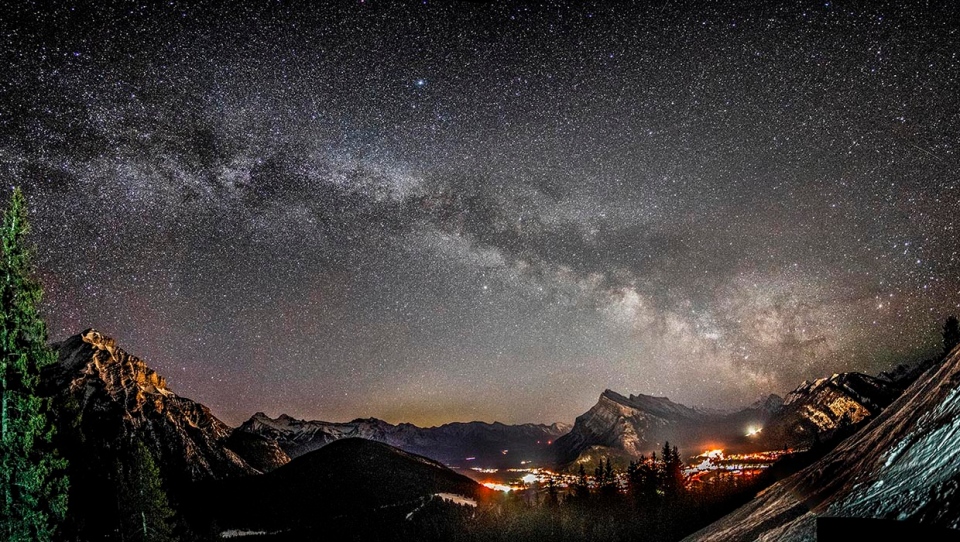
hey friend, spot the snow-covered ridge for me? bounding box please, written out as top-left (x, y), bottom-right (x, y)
top-left (683, 345), bottom-right (960, 541)
top-left (239, 411), bottom-right (570, 464)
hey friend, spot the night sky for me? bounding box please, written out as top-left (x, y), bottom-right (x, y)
top-left (2, 1), bottom-right (958, 426)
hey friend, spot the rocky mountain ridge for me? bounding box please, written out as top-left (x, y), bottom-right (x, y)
top-left (755, 371), bottom-right (903, 450)
top-left (48, 329), bottom-right (289, 539)
top-left (552, 388), bottom-right (779, 466)
top-left (51, 329), bottom-right (266, 483)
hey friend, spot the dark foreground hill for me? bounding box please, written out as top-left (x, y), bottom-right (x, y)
top-left (188, 437), bottom-right (494, 538)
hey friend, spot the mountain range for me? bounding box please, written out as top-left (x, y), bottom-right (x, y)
top-left (237, 411), bottom-right (569, 469)
top-left (44, 328), bottom-right (949, 540)
top-left (47, 329), bottom-right (502, 539)
top-left (49, 328), bottom-right (915, 479)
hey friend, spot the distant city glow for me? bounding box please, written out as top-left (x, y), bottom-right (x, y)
top-left (482, 482), bottom-right (513, 492)
top-left (521, 474), bottom-right (538, 484)
top-left (686, 448), bottom-right (803, 482)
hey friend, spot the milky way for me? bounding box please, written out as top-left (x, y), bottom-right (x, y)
top-left (2, 1), bottom-right (958, 426)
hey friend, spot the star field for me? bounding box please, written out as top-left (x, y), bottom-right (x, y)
top-left (1, 1), bottom-right (958, 426)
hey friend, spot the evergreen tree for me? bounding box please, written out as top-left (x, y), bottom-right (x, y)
top-left (659, 442), bottom-right (684, 498)
top-left (118, 439), bottom-right (176, 542)
top-left (0, 187), bottom-right (69, 541)
top-left (668, 445), bottom-right (684, 494)
top-left (944, 315), bottom-right (960, 357)
top-left (627, 454), bottom-right (659, 506)
top-left (599, 457), bottom-right (618, 500)
top-left (659, 443), bottom-right (670, 487)
top-left (627, 460), bottom-right (638, 488)
top-left (546, 476), bottom-right (558, 507)
top-left (576, 463), bottom-right (589, 499)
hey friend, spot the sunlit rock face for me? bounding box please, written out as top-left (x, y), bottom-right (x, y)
top-left (59, 329), bottom-right (176, 413)
top-left (51, 329), bottom-right (275, 482)
top-left (757, 372), bottom-right (904, 449)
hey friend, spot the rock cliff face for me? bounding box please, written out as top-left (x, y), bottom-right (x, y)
top-left (51, 329), bottom-right (274, 483)
top-left (554, 391), bottom-right (693, 459)
top-left (684, 346), bottom-right (960, 541)
top-left (238, 412), bottom-right (570, 468)
top-left (552, 390), bottom-right (766, 466)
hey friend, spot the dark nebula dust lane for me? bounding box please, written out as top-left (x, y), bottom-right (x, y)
top-left (1, 1), bottom-right (958, 426)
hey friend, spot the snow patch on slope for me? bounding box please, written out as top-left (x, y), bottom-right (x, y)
top-left (829, 385), bottom-right (960, 523)
top-left (435, 493), bottom-right (477, 507)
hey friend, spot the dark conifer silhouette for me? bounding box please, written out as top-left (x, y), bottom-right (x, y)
top-left (117, 439), bottom-right (177, 542)
top-left (944, 315), bottom-right (960, 357)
